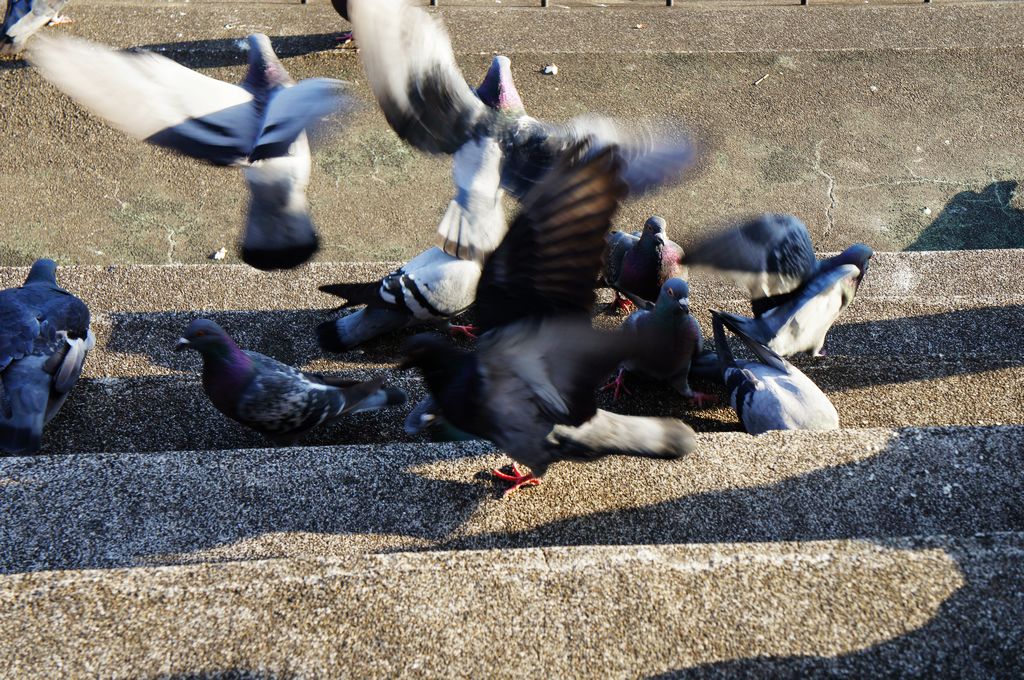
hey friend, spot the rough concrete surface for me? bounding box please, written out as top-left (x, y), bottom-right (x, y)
top-left (2, 1), bottom-right (1024, 676)
top-left (3, 2), bottom-right (1024, 266)
top-left (2, 426), bottom-right (1022, 571)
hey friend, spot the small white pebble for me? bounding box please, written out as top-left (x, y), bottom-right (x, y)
top-left (633, 23), bottom-right (645, 29)
top-left (212, 247), bottom-right (227, 261)
top-left (943, 485), bottom-right (952, 496)
top-left (869, 85), bottom-right (878, 92)
top-left (944, 139), bottom-right (951, 145)
top-left (922, 207), bottom-right (932, 216)
top-left (542, 64), bottom-right (559, 76)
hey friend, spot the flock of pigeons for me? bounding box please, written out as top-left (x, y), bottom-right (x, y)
top-left (1, 0), bottom-right (874, 495)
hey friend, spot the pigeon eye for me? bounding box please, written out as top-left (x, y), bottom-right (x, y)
top-left (194, 330), bottom-right (207, 337)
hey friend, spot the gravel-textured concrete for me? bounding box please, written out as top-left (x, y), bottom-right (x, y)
top-left (0, 254), bottom-right (1020, 453)
top-left (0, 540), bottom-right (978, 675)
top-left (3, 3), bottom-right (1024, 265)
top-left (1, 535), bottom-right (1020, 679)
top-left (2, 426), bottom-right (1021, 572)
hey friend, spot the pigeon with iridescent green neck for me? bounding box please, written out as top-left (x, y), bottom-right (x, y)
top-left (603, 215), bottom-right (686, 311)
top-left (175, 319), bottom-right (405, 445)
top-left (347, 0), bottom-right (698, 262)
top-left (0, 259), bottom-right (94, 453)
top-left (602, 278), bottom-right (713, 407)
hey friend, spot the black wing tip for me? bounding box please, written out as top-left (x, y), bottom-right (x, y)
top-left (316, 319), bottom-right (348, 353)
top-left (241, 242), bottom-right (318, 271)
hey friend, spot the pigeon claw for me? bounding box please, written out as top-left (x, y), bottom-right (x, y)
top-left (687, 391), bottom-right (717, 408)
top-left (600, 369), bottom-right (631, 401)
top-left (448, 324), bottom-right (479, 340)
top-left (609, 293), bottom-right (636, 315)
top-left (491, 462), bottom-right (541, 496)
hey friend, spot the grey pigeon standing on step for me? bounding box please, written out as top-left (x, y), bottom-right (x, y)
top-left (400, 146), bottom-right (697, 496)
top-left (175, 319), bottom-right (406, 444)
top-left (711, 310), bottom-right (838, 435)
top-left (683, 213), bottom-right (873, 317)
top-left (27, 34), bottom-right (353, 270)
top-left (603, 215), bottom-right (686, 311)
top-left (603, 278), bottom-right (714, 406)
top-left (347, 0), bottom-right (698, 263)
top-left (1, 0), bottom-right (70, 56)
top-left (317, 246), bottom-right (481, 352)
top-left (0, 258), bottom-right (94, 453)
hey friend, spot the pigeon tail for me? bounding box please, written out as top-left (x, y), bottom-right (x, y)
top-left (344, 384), bottom-right (408, 414)
top-left (475, 55), bottom-right (523, 113)
top-left (317, 307), bottom-right (410, 352)
top-left (240, 194), bottom-right (319, 271)
top-left (550, 409), bottom-right (696, 461)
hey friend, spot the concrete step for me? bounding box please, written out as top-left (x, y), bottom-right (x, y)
top-left (3, 426), bottom-right (1021, 572)
top-left (1, 534), bottom-right (1021, 677)
top-left (3, 4), bottom-right (1024, 266)
top-left (0, 254), bottom-right (1020, 453)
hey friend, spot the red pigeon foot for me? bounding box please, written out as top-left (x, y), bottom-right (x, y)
top-left (448, 324), bottom-right (479, 340)
top-left (688, 391), bottom-right (717, 408)
top-left (491, 462), bottom-right (541, 496)
top-left (600, 368), bottom-right (631, 401)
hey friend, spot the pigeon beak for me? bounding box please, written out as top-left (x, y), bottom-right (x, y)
top-left (678, 298), bottom-right (690, 315)
top-left (174, 338), bottom-right (191, 352)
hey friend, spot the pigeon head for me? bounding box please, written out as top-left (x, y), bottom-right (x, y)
top-left (175, 319), bottom-right (237, 357)
top-left (475, 56), bottom-right (524, 114)
top-left (641, 215), bottom-right (668, 246)
top-left (24, 258), bottom-right (58, 286)
top-left (656, 278), bottom-right (690, 315)
top-left (243, 34), bottom-right (292, 91)
top-left (833, 243), bottom-right (874, 286)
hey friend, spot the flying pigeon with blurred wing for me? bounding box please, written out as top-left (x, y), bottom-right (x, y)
top-left (347, 0), bottom-right (699, 262)
top-left (0, 259), bottom-right (93, 453)
top-left (175, 318), bottom-right (405, 444)
top-left (27, 33), bottom-right (353, 270)
top-left (712, 262), bottom-right (866, 357)
top-left (683, 213), bottom-right (873, 317)
top-left (400, 146), bottom-right (696, 495)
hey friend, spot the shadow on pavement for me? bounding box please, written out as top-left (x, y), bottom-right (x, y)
top-left (907, 180), bottom-right (1024, 251)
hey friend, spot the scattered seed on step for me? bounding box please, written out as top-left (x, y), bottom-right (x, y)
top-left (753, 74), bottom-right (769, 86)
top-left (542, 64), bottom-right (558, 76)
top-left (211, 247), bottom-right (227, 261)
top-left (922, 207), bottom-right (932, 216)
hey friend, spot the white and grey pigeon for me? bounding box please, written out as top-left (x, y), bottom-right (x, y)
top-left (0, 258), bottom-right (94, 453)
top-left (711, 309), bottom-right (838, 435)
top-left (683, 213), bottom-right (873, 318)
top-left (346, 0), bottom-right (698, 262)
top-left (712, 262), bottom-right (866, 357)
top-left (603, 278), bottom-right (714, 406)
top-left (317, 245), bottom-right (481, 352)
top-left (400, 145), bottom-right (697, 496)
top-left (174, 318), bottom-right (406, 445)
top-left (27, 34), bottom-right (353, 270)
top-left (1, 0), bottom-right (70, 56)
